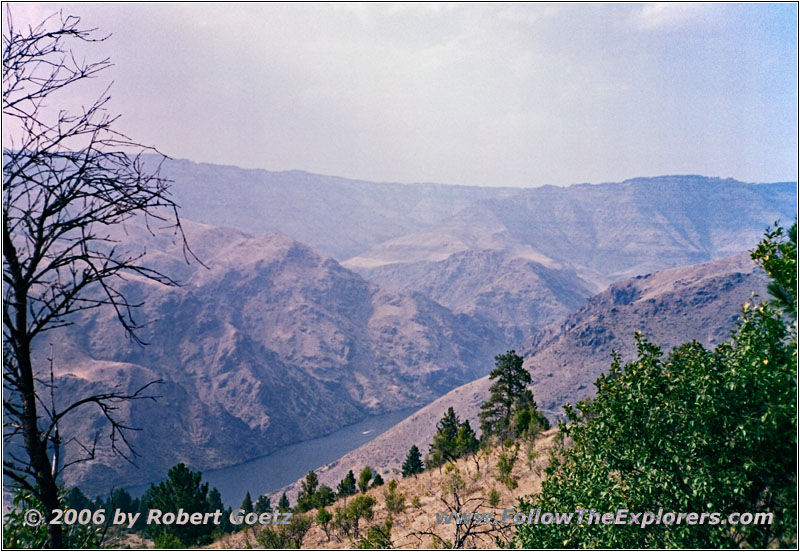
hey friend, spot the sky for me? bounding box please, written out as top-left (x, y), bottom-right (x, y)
top-left (5, 3), bottom-right (798, 188)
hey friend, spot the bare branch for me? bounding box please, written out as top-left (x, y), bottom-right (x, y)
top-left (3, 8), bottom-right (192, 547)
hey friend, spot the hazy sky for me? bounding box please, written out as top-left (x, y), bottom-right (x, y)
top-left (7, 3), bottom-right (798, 187)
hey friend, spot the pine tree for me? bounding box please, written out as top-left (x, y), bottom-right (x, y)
top-left (316, 485), bottom-right (336, 508)
top-left (254, 495), bottom-right (272, 514)
top-left (297, 471), bottom-right (319, 512)
top-left (455, 419), bottom-right (479, 458)
top-left (277, 493), bottom-right (290, 512)
top-left (208, 488), bottom-right (233, 533)
top-left (241, 491), bottom-right (253, 514)
top-left (479, 350), bottom-right (545, 441)
top-left (357, 467), bottom-right (373, 493)
top-left (427, 407), bottom-right (480, 466)
top-left (338, 470), bottom-right (357, 498)
top-left (370, 473), bottom-right (384, 488)
top-left (402, 445), bottom-right (424, 477)
top-left (147, 463), bottom-right (214, 545)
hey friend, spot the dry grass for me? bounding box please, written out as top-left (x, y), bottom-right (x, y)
top-left (210, 428), bottom-right (558, 549)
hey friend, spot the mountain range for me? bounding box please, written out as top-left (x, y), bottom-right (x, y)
top-left (34, 220), bottom-right (500, 495)
top-left (274, 252), bottom-right (769, 502)
top-left (16, 160), bottom-right (795, 496)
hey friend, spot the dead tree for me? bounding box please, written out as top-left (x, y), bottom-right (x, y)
top-left (407, 463), bottom-right (513, 548)
top-left (3, 8), bottom-right (190, 547)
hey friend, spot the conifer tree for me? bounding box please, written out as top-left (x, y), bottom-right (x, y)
top-left (479, 350), bottom-right (547, 441)
top-left (240, 491), bottom-right (253, 514)
top-left (370, 473), bottom-right (385, 488)
top-left (427, 407), bottom-right (461, 467)
top-left (297, 471), bottom-right (319, 512)
top-left (338, 470), bottom-right (357, 498)
top-left (254, 495), bottom-right (272, 514)
top-left (357, 466), bottom-right (374, 493)
top-left (402, 445), bottom-right (424, 477)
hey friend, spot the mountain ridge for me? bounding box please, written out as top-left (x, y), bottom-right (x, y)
top-left (29, 219), bottom-right (502, 495)
top-left (272, 252), bottom-right (768, 503)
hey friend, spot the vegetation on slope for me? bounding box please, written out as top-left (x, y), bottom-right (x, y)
top-left (515, 222), bottom-right (797, 548)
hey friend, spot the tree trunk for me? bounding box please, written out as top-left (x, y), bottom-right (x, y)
top-left (14, 294), bottom-right (63, 548)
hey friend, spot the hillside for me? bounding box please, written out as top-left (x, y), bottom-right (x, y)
top-left (156, 161), bottom-right (794, 346)
top-left (31, 219), bottom-right (501, 495)
top-left (212, 429), bottom-right (559, 549)
top-left (157, 157), bottom-right (520, 260)
top-left (275, 252), bottom-right (768, 501)
top-left (349, 249), bottom-right (597, 344)
top-left (347, 176), bottom-right (795, 286)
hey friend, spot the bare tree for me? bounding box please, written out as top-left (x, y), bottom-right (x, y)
top-left (3, 8), bottom-right (190, 547)
top-left (407, 463), bottom-right (513, 549)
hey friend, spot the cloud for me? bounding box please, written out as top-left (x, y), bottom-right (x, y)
top-left (3, 3), bottom-right (794, 187)
top-left (633, 3), bottom-right (708, 30)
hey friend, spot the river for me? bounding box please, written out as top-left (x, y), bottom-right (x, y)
top-left (127, 407), bottom-right (417, 507)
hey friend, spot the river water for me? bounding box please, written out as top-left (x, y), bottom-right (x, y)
top-left (127, 407), bottom-right (417, 507)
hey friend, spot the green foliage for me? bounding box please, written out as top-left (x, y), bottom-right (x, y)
top-left (356, 516), bottom-right (393, 549)
top-left (384, 479), bottom-right (406, 514)
top-left (751, 220), bottom-right (797, 315)
top-left (441, 463), bottom-right (466, 498)
top-left (316, 485), bottom-right (336, 508)
top-left (338, 470), bottom-right (357, 498)
top-left (277, 492), bottom-right (291, 512)
top-left (516, 311), bottom-right (796, 547)
top-left (146, 463), bottom-right (215, 546)
top-left (495, 444), bottom-right (519, 490)
top-left (370, 472), bottom-right (385, 488)
top-left (240, 490), bottom-right (254, 514)
top-left (513, 405), bottom-right (550, 441)
top-left (254, 494), bottom-right (272, 515)
top-left (65, 487), bottom-right (95, 512)
top-left (110, 488), bottom-right (136, 514)
top-left (333, 494), bottom-right (377, 540)
top-left (402, 445), bottom-right (425, 477)
top-left (153, 533), bottom-right (184, 549)
top-left (296, 471), bottom-right (335, 512)
top-left (427, 407), bottom-right (460, 467)
top-left (455, 419), bottom-right (480, 457)
top-left (411, 495), bottom-right (422, 509)
top-left (296, 471), bottom-right (319, 512)
top-left (357, 466), bottom-right (374, 493)
top-left (316, 507), bottom-right (333, 541)
top-left (132, 489), bottom-right (150, 532)
top-left (427, 407), bottom-right (480, 468)
top-left (207, 487), bottom-right (234, 534)
top-left (256, 513), bottom-right (311, 548)
top-left (487, 487), bottom-right (501, 508)
top-left (524, 443), bottom-right (540, 470)
top-left (3, 487), bottom-right (103, 548)
top-left (479, 350), bottom-right (549, 442)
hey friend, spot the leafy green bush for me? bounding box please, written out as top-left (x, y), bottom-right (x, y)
top-left (256, 513), bottom-right (311, 549)
top-left (3, 488), bottom-right (102, 549)
top-left (356, 516), bottom-right (393, 549)
top-left (515, 223), bottom-right (797, 548)
top-left (495, 445), bottom-right (519, 490)
top-left (384, 479), bottom-right (406, 514)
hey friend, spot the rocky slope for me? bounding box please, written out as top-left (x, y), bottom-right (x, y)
top-left (345, 176), bottom-right (792, 343)
top-left (349, 249), bottom-right (597, 345)
top-left (276, 253), bottom-right (768, 500)
top-left (32, 219), bottom-right (501, 495)
top-left (347, 176), bottom-right (795, 286)
top-left (158, 157), bottom-right (520, 260)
